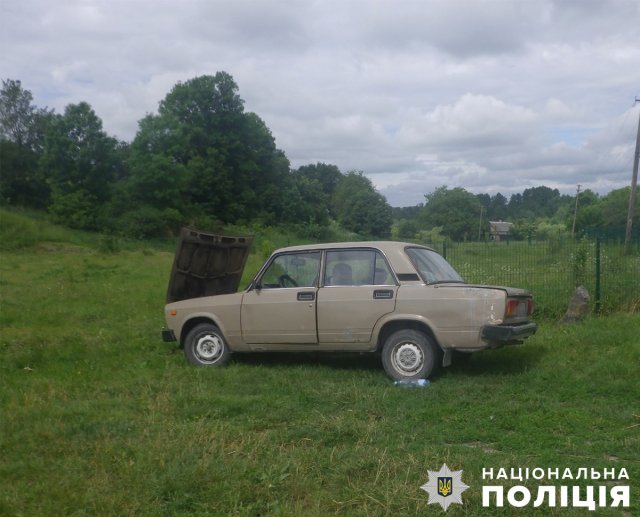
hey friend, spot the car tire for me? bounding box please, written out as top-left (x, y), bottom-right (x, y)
top-left (184, 323), bottom-right (231, 367)
top-left (381, 329), bottom-right (438, 380)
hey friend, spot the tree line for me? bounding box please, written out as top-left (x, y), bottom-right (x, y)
top-left (1, 73), bottom-right (636, 242)
top-left (392, 184), bottom-right (638, 242)
top-left (0, 73), bottom-right (391, 239)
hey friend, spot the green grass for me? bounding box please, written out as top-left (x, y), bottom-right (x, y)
top-left (1, 211), bottom-right (639, 515)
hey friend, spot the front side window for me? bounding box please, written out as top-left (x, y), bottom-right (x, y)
top-left (324, 249), bottom-right (394, 286)
top-left (405, 247), bottom-right (463, 284)
top-left (259, 252), bottom-right (321, 288)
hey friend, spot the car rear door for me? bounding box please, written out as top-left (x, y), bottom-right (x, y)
top-left (316, 249), bottom-right (397, 344)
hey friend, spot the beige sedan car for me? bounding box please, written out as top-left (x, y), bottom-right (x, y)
top-left (162, 228), bottom-right (537, 380)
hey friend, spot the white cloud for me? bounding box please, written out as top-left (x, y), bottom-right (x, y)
top-left (359, 0), bottom-right (544, 57)
top-left (1, 0), bottom-right (639, 206)
top-left (398, 94), bottom-right (539, 150)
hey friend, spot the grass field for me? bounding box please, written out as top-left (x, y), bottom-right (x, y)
top-left (1, 212), bottom-right (639, 515)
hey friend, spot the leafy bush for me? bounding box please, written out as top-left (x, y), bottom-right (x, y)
top-left (49, 189), bottom-right (98, 230)
top-left (570, 238), bottom-right (590, 287)
top-left (415, 226), bottom-right (445, 246)
top-left (393, 219), bottom-right (420, 240)
top-left (119, 206), bottom-right (183, 239)
top-left (535, 221), bottom-right (569, 254)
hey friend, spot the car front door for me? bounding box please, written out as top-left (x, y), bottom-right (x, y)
top-left (317, 249), bottom-right (397, 344)
top-left (241, 251), bottom-right (321, 344)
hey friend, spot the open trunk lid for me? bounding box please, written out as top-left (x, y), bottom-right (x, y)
top-left (166, 227), bottom-right (253, 303)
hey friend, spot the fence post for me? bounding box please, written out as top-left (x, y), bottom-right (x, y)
top-left (442, 240), bottom-right (447, 260)
top-left (595, 237), bottom-right (601, 314)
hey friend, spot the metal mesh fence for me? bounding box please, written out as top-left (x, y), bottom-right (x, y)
top-left (421, 238), bottom-right (639, 318)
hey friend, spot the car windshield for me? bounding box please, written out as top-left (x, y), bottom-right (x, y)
top-left (405, 247), bottom-right (464, 284)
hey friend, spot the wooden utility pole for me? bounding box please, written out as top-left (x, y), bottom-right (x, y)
top-left (624, 100), bottom-right (640, 254)
top-left (572, 184), bottom-right (581, 236)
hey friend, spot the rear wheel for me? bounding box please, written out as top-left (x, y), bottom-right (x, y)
top-left (381, 329), bottom-right (438, 380)
top-left (184, 323), bottom-right (231, 367)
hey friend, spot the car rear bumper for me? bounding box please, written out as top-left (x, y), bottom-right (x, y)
top-left (161, 329), bottom-right (177, 342)
top-left (481, 322), bottom-right (537, 343)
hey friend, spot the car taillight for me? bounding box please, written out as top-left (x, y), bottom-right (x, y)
top-left (505, 299), bottom-right (519, 317)
top-left (505, 297), bottom-right (533, 318)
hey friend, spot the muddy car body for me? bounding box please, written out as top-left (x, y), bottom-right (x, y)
top-left (162, 228), bottom-right (537, 380)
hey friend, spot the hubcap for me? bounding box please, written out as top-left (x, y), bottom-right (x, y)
top-left (393, 342), bottom-right (423, 374)
top-left (195, 334), bottom-right (223, 362)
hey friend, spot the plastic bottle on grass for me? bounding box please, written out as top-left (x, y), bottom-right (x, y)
top-left (394, 378), bottom-right (430, 388)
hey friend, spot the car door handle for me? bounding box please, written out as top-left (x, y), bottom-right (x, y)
top-left (297, 291), bottom-right (315, 301)
top-left (373, 289), bottom-right (393, 299)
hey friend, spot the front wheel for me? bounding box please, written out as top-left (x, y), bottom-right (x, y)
top-left (381, 329), bottom-right (438, 380)
top-left (184, 323), bottom-right (231, 367)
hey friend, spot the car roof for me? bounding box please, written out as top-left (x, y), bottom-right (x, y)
top-left (273, 241), bottom-right (434, 254)
top-left (271, 241), bottom-right (439, 281)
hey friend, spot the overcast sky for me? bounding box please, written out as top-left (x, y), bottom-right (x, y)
top-left (2, 0), bottom-right (639, 206)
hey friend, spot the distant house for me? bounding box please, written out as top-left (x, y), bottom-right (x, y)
top-left (489, 221), bottom-right (513, 241)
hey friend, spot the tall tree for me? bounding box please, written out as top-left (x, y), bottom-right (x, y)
top-left (570, 188), bottom-right (638, 236)
top-left (600, 187), bottom-right (639, 227)
top-left (333, 171), bottom-right (392, 237)
top-left (489, 192), bottom-right (508, 220)
top-left (292, 163), bottom-right (344, 224)
top-left (1, 79), bottom-right (41, 147)
top-left (509, 186), bottom-right (562, 220)
top-left (126, 72), bottom-right (294, 233)
top-left (41, 102), bottom-right (119, 229)
top-left (507, 192), bottom-right (523, 219)
top-left (296, 163), bottom-right (343, 196)
top-left (291, 173), bottom-right (331, 226)
top-left (0, 79), bottom-right (53, 206)
top-left (476, 193), bottom-right (491, 211)
top-left (422, 186), bottom-right (482, 241)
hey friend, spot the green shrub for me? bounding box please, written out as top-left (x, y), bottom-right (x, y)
top-left (119, 206), bottom-right (183, 239)
top-left (570, 238), bottom-right (590, 287)
top-left (49, 189), bottom-right (98, 230)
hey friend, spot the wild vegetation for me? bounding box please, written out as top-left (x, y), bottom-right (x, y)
top-left (0, 213), bottom-right (638, 515)
top-left (0, 76), bottom-right (391, 240)
top-left (2, 75), bottom-right (637, 245)
top-left (392, 185), bottom-right (639, 244)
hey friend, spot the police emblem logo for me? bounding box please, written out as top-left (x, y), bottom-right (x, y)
top-left (420, 464), bottom-right (469, 511)
top-left (437, 476), bottom-right (452, 497)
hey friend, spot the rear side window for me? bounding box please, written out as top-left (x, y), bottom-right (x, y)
top-left (324, 249), bottom-right (393, 286)
top-left (405, 247), bottom-right (463, 284)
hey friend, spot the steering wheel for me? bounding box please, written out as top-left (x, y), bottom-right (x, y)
top-left (278, 274), bottom-right (299, 287)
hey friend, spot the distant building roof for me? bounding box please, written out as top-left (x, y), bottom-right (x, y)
top-left (489, 221), bottom-right (513, 235)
